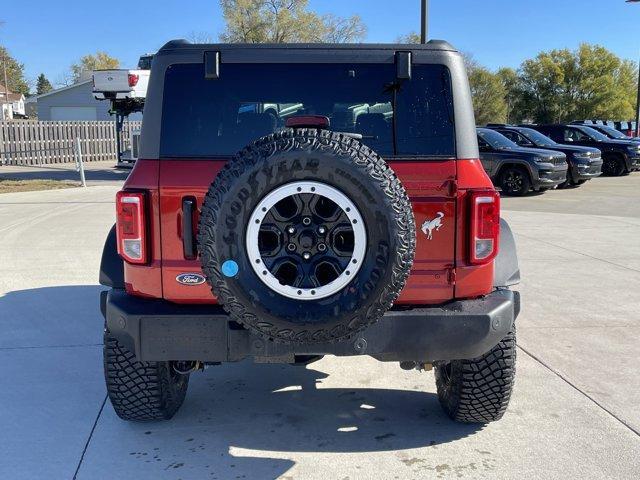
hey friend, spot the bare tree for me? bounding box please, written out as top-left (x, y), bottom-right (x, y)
top-left (395, 32), bottom-right (421, 44)
top-left (219, 0), bottom-right (366, 43)
top-left (321, 14), bottom-right (367, 43)
top-left (187, 31), bottom-right (214, 43)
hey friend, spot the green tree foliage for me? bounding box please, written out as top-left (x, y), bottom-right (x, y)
top-left (0, 45), bottom-right (29, 95)
top-left (393, 45), bottom-right (510, 125)
top-left (517, 44), bottom-right (638, 123)
top-left (467, 64), bottom-right (508, 126)
top-left (393, 41), bottom-right (636, 124)
top-left (70, 52), bottom-right (120, 83)
top-left (36, 73), bottom-right (53, 95)
top-left (496, 67), bottom-right (521, 123)
top-left (219, 0), bottom-right (366, 43)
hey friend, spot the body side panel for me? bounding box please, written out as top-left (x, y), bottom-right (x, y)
top-left (121, 160), bottom-right (163, 298)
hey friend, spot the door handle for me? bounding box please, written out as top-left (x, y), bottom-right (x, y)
top-left (182, 198), bottom-right (197, 260)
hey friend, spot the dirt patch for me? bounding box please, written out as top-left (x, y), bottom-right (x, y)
top-left (0, 178), bottom-right (79, 194)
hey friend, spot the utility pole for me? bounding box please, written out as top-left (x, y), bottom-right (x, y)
top-left (627, 0), bottom-right (640, 136)
top-left (421, 0), bottom-right (428, 44)
top-left (2, 54), bottom-right (9, 121)
top-left (636, 56), bottom-right (640, 137)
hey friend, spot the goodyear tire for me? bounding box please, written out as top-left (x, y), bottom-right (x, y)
top-left (198, 129), bottom-right (415, 344)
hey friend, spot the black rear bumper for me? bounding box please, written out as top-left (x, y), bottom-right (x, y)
top-left (101, 289), bottom-right (519, 363)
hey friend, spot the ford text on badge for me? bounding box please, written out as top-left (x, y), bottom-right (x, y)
top-left (176, 273), bottom-right (206, 286)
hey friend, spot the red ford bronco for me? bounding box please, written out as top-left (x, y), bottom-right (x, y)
top-left (100, 40), bottom-right (521, 423)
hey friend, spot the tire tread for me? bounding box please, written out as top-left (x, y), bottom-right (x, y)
top-left (103, 332), bottom-right (188, 421)
top-left (435, 328), bottom-right (516, 423)
top-left (197, 129), bottom-right (415, 344)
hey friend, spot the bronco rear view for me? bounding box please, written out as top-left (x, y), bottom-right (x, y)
top-left (100, 40), bottom-right (521, 424)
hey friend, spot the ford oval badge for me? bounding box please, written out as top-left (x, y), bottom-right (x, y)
top-left (176, 273), bottom-right (206, 286)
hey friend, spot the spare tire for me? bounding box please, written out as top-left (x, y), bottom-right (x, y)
top-left (198, 129), bottom-right (415, 344)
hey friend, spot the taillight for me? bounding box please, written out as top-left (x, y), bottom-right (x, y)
top-left (116, 191), bottom-right (147, 264)
top-left (128, 73), bottom-right (139, 87)
top-left (468, 190), bottom-right (500, 265)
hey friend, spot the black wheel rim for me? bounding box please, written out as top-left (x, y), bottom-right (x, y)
top-left (603, 158), bottom-right (621, 176)
top-left (503, 170), bottom-right (524, 193)
top-left (246, 181), bottom-right (367, 300)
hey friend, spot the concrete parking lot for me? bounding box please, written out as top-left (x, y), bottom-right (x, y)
top-left (1, 174), bottom-right (639, 479)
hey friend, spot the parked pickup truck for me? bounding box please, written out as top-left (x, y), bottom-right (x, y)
top-left (92, 68), bottom-right (150, 100)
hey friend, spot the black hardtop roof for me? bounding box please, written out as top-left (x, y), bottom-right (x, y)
top-left (158, 39), bottom-right (457, 53)
top-left (140, 38), bottom-right (479, 160)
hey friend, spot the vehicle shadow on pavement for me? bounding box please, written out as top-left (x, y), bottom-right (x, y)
top-left (0, 285), bottom-right (482, 478)
top-left (184, 362), bottom-right (482, 452)
top-left (0, 285), bottom-right (106, 348)
top-left (109, 362), bottom-right (482, 478)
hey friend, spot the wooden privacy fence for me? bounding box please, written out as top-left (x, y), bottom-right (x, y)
top-left (0, 120), bottom-right (142, 166)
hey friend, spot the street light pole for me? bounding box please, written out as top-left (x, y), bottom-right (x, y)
top-left (627, 0), bottom-right (640, 136)
top-left (421, 0), bottom-right (429, 44)
top-left (635, 55), bottom-right (640, 137)
top-left (2, 55), bottom-right (9, 121)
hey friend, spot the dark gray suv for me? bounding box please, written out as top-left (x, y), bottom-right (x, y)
top-left (477, 128), bottom-right (568, 196)
top-left (486, 125), bottom-right (602, 187)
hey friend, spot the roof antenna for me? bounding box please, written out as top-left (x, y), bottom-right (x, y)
top-left (420, 0), bottom-right (428, 44)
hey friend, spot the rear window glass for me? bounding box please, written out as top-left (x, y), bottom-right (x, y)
top-left (159, 63), bottom-right (455, 158)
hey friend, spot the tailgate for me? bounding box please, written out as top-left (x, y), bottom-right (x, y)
top-left (92, 70), bottom-right (131, 92)
top-left (159, 159), bottom-right (456, 305)
top-left (392, 160), bottom-right (457, 304)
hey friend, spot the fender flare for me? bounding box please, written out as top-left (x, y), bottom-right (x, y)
top-left (494, 218), bottom-right (520, 287)
top-left (99, 224), bottom-right (124, 289)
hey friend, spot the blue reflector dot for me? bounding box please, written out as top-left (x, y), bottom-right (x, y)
top-left (221, 260), bottom-right (239, 277)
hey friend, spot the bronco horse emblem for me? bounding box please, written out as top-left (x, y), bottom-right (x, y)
top-left (421, 212), bottom-right (445, 240)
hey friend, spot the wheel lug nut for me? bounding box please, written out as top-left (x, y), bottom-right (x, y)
top-left (287, 243), bottom-right (296, 252)
top-left (302, 217), bottom-right (312, 226)
top-left (318, 243), bottom-right (327, 252)
top-left (303, 252), bottom-right (311, 260)
top-left (287, 226), bottom-right (295, 234)
top-left (318, 226), bottom-right (326, 234)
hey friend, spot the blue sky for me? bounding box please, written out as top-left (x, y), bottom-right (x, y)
top-left (1, 0), bottom-right (639, 91)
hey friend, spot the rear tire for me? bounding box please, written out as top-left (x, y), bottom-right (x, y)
top-left (499, 166), bottom-right (531, 196)
top-left (104, 331), bottom-right (189, 421)
top-left (435, 328), bottom-right (516, 423)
